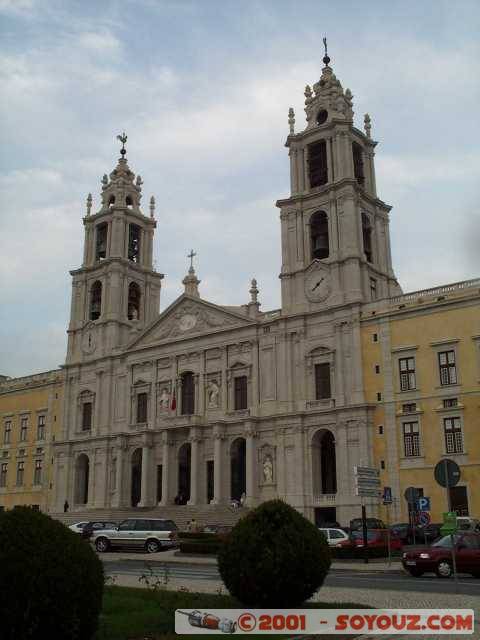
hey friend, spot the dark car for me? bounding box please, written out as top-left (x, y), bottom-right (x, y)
top-left (349, 517), bottom-right (386, 531)
top-left (402, 533), bottom-right (480, 578)
top-left (81, 521), bottom-right (118, 540)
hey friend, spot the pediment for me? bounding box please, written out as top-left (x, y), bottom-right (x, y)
top-left (126, 295), bottom-right (256, 350)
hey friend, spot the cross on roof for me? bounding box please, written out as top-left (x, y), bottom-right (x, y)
top-left (187, 249), bottom-right (196, 269)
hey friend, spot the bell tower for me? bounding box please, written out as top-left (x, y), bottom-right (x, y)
top-left (276, 43), bottom-right (401, 314)
top-left (66, 134), bottom-right (163, 364)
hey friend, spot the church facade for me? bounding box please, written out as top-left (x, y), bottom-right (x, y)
top-left (51, 53), bottom-right (403, 527)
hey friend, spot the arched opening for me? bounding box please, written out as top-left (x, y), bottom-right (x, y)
top-left (177, 443), bottom-right (191, 503)
top-left (352, 142), bottom-right (365, 186)
top-left (312, 429), bottom-right (337, 496)
top-left (230, 437), bottom-right (246, 501)
top-left (128, 282), bottom-right (141, 321)
top-left (74, 454), bottom-right (89, 505)
top-left (126, 194), bottom-right (133, 208)
top-left (90, 281), bottom-right (102, 321)
top-left (181, 372), bottom-right (195, 415)
top-left (95, 223), bottom-right (108, 261)
top-left (308, 139), bottom-right (328, 187)
top-left (108, 195), bottom-right (115, 207)
top-left (128, 224), bottom-right (141, 263)
top-left (310, 211), bottom-right (329, 260)
top-left (131, 448), bottom-right (142, 507)
top-left (361, 213), bottom-right (373, 263)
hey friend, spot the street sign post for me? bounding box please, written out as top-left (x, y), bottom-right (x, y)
top-left (404, 487), bottom-right (420, 544)
top-left (354, 466), bottom-right (381, 564)
top-left (434, 459), bottom-right (461, 590)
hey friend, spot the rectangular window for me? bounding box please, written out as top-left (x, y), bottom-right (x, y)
top-left (181, 373), bottom-right (195, 416)
top-left (34, 460), bottom-right (42, 485)
top-left (377, 392), bottom-right (382, 401)
top-left (308, 140), bottom-right (328, 188)
top-left (82, 403), bottom-right (92, 431)
top-left (378, 425), bottom-right (383, 435)
top-left (375, 364), bottom-right (380, 374)
top-left (234, 376), bottom-right (248, 410)
top-left (137, 392), bottom-right (148, 423)
top-left (0, 463), bottom-right (7, 487)
top-left (403, 422), bottom-right (420, 457)
top-left (439, 350), bottom-right (457, 385)
top-left (315, 363), bottom-right (331, 399)
top-left (399, 357), bottom-right (416, 391)
top-left (443, 398), bottom-right (458, 408)
top-left (20, 417), bottom-right (28, 442)
top-left (402, 403), bottom-right (417, 413)
top-left (444, 417), bottom-right (463, 454)
top-left (4, 421), bottom-right (12, 444)
top-left (37, 415), bottom-right (46, 440)
top-left (16, 461), bottom-right (24, 486)
top-left (373, 333), bottom-right (378, 342)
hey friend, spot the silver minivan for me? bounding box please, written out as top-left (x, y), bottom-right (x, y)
top-left (92, 518), bottom-right (178, 553)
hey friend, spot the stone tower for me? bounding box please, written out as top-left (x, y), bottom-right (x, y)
top-left (277, 49), bottom-right (401, 314)
top-left (66, 139), bottom-right (163, 364)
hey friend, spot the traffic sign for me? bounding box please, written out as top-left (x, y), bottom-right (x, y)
top-left (404, 486), bottom-right (420, 503)
top-left (434, 459), bottom-right (460, 488)
top-left (417, 496), bottom-right (431, 511)
top-left (354, 466), bottom-right (381, 498)
top-left (417, 511), bottom-right (431, 526)
top-left (382, 486), bottom-right (393, 504)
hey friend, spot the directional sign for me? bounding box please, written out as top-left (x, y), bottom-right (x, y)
top-left (417, 496), bottom-right (431, 511)
top-left (354, 466), bottom-right (381, 497)
top-left (417, 511), bottom-right (431, 527)
top-left (434, 459), bottom-right (461, 488)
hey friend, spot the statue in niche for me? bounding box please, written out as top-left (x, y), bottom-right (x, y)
top-left (207, 379), bottom-right (220, 408)
top-left (159, 387), bottom-right (170, 411)
top-left (262, 455), bottom-right (274, 483)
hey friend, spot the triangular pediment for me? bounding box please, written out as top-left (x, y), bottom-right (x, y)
top-left (126, 294), bottom-right (256, 350)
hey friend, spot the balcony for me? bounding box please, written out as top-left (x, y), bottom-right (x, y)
top-left (306, 398), bottom-right (335, 410)
top-left (313, 493), bottom-right (337, 505)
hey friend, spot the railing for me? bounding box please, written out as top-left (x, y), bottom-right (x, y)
top-left (389, 278), bottom-right (480, 305)
top-left (263, 309), bottom-right (282, 320)
top-left (313, 494), bottom-right (337, 505)
top-left (306, 399), bottom-right (336, 410)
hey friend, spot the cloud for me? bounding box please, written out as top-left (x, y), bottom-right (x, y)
top-left (78, 30), bottom-right (122, 55)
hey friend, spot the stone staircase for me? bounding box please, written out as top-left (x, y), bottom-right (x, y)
top-left (49, 504), bottom-right (249, 530)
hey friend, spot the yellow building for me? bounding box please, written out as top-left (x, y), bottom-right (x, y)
top-left (361, 278), bottom-right (480, 524)
top-left (0, 370), bottom-right (63, 512)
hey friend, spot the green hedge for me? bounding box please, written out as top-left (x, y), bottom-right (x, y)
top-left (331, 546), bottom-right (400, 559)
top-left (179, 540), bottom-right (222, 554)
top-left (178, 531), bottom-right (219, 541)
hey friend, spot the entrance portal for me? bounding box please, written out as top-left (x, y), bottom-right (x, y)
top-left (74, 454), bottom-right (89, 505)
top-left (230, 437), bottom-right (246, 501)
top-left (178, 443), bottom-right (191, 502)
top-left (131, 448), bottom-right (142, 507)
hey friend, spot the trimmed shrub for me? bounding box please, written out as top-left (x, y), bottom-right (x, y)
top-left (179, 541), bottom-right (222, 554)
top-left (217, 499), bottom-right (331, 607)
top-left (0, 507), bottom-right (104, 640)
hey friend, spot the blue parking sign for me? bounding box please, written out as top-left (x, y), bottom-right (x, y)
top-left (417, 496), bottom-right (431, 511)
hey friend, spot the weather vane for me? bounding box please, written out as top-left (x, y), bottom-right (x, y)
top-left (116, 132), bottom-right (127, 157)
top-left (187, 249), bottom-right (196, 270)
top-left (322, 37), bottom-right (330, 66)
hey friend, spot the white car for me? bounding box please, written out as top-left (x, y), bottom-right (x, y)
top-left (68, 521), bottom-right (89, 534)
top-left (318, 527), bottom-right (350, 547)
top-left (456, 517), bottom-right (480, 532)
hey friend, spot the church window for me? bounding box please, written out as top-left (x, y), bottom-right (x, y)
top-left (82, 402), bottom-right (92, 431)
top-left (234, 376), bottom-right (248, 410)
top-left (315, 363), bottom-right (331, 399)
top-left (126, 194), bottom-right (133, 208)
top-left (95, 223), bottom-right (108, 261)
top-left (136, 393), bottom-right (148, 423)
top-left (308, 140), bottom-right (328, 188)
top-left (181, 372), bottom-right (195, 416)
top-left (128, 282), bottom-right (141, 321)
top-left (108, 195), bottom-right (115, 207)
top-left (362, 213), bottom-right (373, 262)
top-left (310, 211), bottom-right (329, 260)
top-left (128, 224), bottom-right (141, 263)
top-left (316, 109), bottom-right (328, 125)
top-left (352, 142), bottom-right (365, 186)
top-left (90, 281), bottom-right (102, 321)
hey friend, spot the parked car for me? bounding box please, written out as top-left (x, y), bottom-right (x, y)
top-left (390, 522), bottom-right (441, 545)
top-left (402, 533), bottom-right (480, 578)
top-left (456, 517), bottom-right (480, 532)
top-left (349, 517), bottom-right (386, 531)
top-left (350, 529), bottom-right (402, 551)
top-left (81, 521), bottom-right (118, 540)
top-left (93, 518), bottom-right (179, 553)
top-left (68, 522), bottom-right (89, 534)
top-left (390, 522), bottom-right (410, 543)
top-left (203, 524), bottom-right (232, 535)
top-left (318, 527), bottom-right (351, 548)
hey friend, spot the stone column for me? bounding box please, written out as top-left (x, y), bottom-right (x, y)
top-left (160, 430), bottom-right (172, 505)
top-left (113, 442), bottom-right (126, 507)
top-left (336, 422), bottom-right (349, 497)
top-left (245, 423), bottom-right (258, 507)
top-left (212, 425), bottom-right (225, 504)
top-left (188, 428), bottom-right (201, 505)
top-left (326, 137), bottom-right (334, 183)
top-left (138, 436), bottom-right (153, 507)
top-left (294, 426), bottom-right (306, 508)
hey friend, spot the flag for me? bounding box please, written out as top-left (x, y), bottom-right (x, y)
top-left (171, 389), bottom-right (176, 411)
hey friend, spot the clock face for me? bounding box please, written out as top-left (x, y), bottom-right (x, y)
top-left (305, 269), bottom-right (331, 302)
top-left (179, 313), bottom-right (197, 332)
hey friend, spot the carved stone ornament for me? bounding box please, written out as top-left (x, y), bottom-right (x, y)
top-left (262, 454), bottom-right (274, 484)
top-left (158, 386), bottom-right (171, 412)
top-left (81, 323), bottom-right (97, 354)
top-left (154, 303), bottom-right (237, 341)
top-left (207, 379), bottom-right (221, 409)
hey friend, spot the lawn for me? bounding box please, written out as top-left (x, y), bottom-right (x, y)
top-left (95, 586), bottom-right (365, 640)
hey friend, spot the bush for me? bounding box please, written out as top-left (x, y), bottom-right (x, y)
top-left (179, 541), bottom-right (222, 554)
top-left (217, 499), bottom-right (331, 607)
top-left (0, 507), bottom-right (104, 640)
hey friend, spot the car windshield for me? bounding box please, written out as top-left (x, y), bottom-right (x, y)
top-left (351, 531), bottom-right (377, 540)
top-left (432, 535), bottom-right (460, 547)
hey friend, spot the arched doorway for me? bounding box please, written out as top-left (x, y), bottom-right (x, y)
top-left (131, 448), bottom-right (142, 507)
top-left (230, 437), bottom-right (246, 501)
top-left (312, 429), bottom-right (337, 495)
top-left (178, 443), bottom-right (191, 502)
top-left (74, 454), bottom-right (89, 505)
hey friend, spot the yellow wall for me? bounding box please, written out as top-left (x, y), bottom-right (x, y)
top-left (0, 371), bottom-right (63, 512)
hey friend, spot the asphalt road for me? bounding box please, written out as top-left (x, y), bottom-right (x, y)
top-left (102, 560), bottom-right (480, 596)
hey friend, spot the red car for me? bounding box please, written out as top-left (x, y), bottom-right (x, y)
top-left (350, 529), bottom-right (403, 551)
top-left (402, 533), bottom-right (480, 578)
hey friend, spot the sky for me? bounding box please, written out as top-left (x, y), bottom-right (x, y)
top-left (0, 0), bottom-right (479, 377)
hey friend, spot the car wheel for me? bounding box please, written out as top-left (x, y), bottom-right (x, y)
top-left (95, 537), bottom-right (110, 553)
top-left (145, 539), bottom-right (160, 554)
top-left (407, 569), bottom-right (424, 577)
top-left (436, 560), bottom-right (453, 578)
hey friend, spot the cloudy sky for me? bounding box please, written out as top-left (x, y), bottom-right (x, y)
top-left (0, 0), bottom-right (479, 377)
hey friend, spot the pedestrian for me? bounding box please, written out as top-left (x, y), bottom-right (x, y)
top-left (240, 492), bottom-right (246, 507)
top-left (63, 500), bottom-right (69, 513)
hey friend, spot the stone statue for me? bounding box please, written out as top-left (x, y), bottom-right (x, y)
top-left (159, 387), bottom-right (170, 411)
top-left (263, 455), bottom-right (273, 483)
top-left (207, 379), bottom-right (220, 408)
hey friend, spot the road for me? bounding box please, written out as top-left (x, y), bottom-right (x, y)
top-left (103, 559), bottom-right (480, 596)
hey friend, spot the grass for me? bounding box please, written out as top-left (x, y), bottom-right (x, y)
top-left (95, 586), bottom-right (366, 640)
